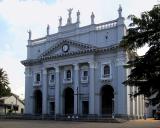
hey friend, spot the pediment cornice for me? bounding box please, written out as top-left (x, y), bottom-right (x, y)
top-left (21, 44), bottom-right (120, 66)
top-left (39, 39), bottom-right (97, 58)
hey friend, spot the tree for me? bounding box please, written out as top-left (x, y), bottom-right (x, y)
top-left (120, 4), bottom-right (160, 105)
top-left (0, 68), bottom-right (11, 97)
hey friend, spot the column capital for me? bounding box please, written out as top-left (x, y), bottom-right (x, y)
top-left (73, 63), bottom-right (79, 70)
top-left (42, 68), bottom-right (47, 75)
top-left (25, 67), bottom-right (32, 76)
top-left (55, 65), bottom-right (59, 72)
top-left (89, 62), bottom-right (96, 68)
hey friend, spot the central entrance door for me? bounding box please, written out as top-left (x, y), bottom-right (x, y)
top-left (64, 87), bottom-right (74, 114)
top-left (101, 85), bottom-right (114, 115)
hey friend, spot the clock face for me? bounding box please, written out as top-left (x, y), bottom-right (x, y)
top-left (62, 44), bottom-right (69, 52)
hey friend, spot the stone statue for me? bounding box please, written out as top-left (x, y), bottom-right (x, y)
top-left (118, 5), bottom-right (122, 18)
top-left (91, 12), bottom-right (95, 24)
top-left (59, 16), bottom-right (62, 26)
top-left (77, 10), bottom-right (80, 23)
top-left (47, 24), bottom-right (50, 35)
top-left (67, 8), bottom-right (73, 24)
top-left (27, 29), bottom-right (31, 40)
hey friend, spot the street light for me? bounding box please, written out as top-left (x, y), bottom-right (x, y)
top-left (77, 87), bottom-right (79, 115)
top-left (75, 86), bottom-right (84, 116)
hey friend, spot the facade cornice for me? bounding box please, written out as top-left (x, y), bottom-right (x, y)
top-left (21, 44), bottom-right (120, 66)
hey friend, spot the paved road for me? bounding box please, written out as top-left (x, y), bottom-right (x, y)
top-left (0, 118), bottom-right (160, 128)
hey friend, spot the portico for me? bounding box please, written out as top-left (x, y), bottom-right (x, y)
top-left (40, 59), bottom-right (96, 115)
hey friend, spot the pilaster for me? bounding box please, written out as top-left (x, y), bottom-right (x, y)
top-left (55, 66), bottom-right (60, 115)
top-left (136, 88), bottom-right (139, 117)
top-left (24, 67), bottom-right (33, 114)
top-left (74, 64), bottom-right (79, 114)
top-left (89, 62), bottom-right (95, 114)
top-left (42, 68), bottom-right (48, 114)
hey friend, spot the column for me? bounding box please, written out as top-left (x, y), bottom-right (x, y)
top-left (142, 95), bottom-right (145, 117)
top-left (74, 64), bottom-right (79, 114)
top-left (42, 68), bottom-right (48, 114)
top-left (89, 62), bottom-right (95, 115)
top-left (132, 86), bottom-right (135, 116)
top-left (126, 86), bottom-right (130, 115)
top-left (136, 87), bottom-right (139, 118)
top-left (139, 95), bottom-right (143, 117)
top-left (55, 66), bottom-right (60, 115)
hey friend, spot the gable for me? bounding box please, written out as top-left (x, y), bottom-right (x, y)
top-left (39, 39), bottom-right (97, 58)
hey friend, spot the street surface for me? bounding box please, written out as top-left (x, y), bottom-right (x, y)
top-left (0, 118), bottom-right (159, 128)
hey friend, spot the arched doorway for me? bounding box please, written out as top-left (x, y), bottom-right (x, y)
top-left (34, 90), bottom-right (42, 114)
top-left (101, 85), bottom-right (114, 115)
top-left (64, 87), bottom-right (74, 114)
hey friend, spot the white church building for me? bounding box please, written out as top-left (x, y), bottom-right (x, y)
top-left (21, 6), bottom-right (144, 118)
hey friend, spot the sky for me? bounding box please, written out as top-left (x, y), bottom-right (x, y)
top-left (0, 0), bottom-right (158, 99)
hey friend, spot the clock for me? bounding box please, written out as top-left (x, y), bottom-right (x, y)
top-left (62, 44), bottom-right (69, 52)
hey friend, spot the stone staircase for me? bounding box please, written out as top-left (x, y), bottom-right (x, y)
top-left (0, 114), bottom-right (128, 123)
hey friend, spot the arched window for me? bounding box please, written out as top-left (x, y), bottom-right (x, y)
top-left (104, 65), bottom-right (110, 77)
top-left (66, 70), bottom-right (71, 80)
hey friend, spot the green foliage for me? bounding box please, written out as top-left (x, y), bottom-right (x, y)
top-left (0, 68), bottom-right (11, 97)
top-left (120, 5), bottom-right (160, 105)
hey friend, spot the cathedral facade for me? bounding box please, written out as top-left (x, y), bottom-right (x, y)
top-left (21, 6), bottom-right (144, 118)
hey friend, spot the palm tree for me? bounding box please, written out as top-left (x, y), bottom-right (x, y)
top-left (0, 68), bottom-right (11, 97)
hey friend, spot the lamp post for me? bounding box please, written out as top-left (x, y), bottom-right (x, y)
top-left (75, 86), bottom-right (84, 116)
top-left (77, 87), bottom-right (79, 115)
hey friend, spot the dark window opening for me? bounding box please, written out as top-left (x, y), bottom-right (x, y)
top-left (36, 73), bottom-right (40, 82)
top-left (50, 74), bottom-right (55, 82)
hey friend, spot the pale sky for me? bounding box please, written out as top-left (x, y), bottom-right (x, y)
top-left (0, 0), bottom-right (158, 99)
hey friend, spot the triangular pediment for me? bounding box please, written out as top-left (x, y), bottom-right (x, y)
top-left (39, 39), bottom-right (97, 58)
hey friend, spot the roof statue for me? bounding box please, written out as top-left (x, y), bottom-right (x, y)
top-left (27, 29), bottom-right (31, 40)
top-left (59, 16), bottom-right (62, 27)
top-left (118, 5), bottom-right (122, 18)
top-left (47, 24), bottom-right (50, 35)
top-left (67, 8), bottom-right (73, 24)
top-left (91, 12), bottom-right (95, 24)
top-left (77, 10), bottom-right (80, 23)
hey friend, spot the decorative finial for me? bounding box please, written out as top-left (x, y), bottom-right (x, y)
top-left (91, 12), bottom-right (95, 24)
top-left (67, 8), bottom-right (73, 24)
top-left (118, 5), bottom-right (122, 18)
top-left (27, 29), bottom-right (31, 40)
top-left (77, 10), bottom-right (80, 23)
top-left (47, 24), bottom-right (50, 35)
top-left (59, 16), bottom-right (62, 27)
